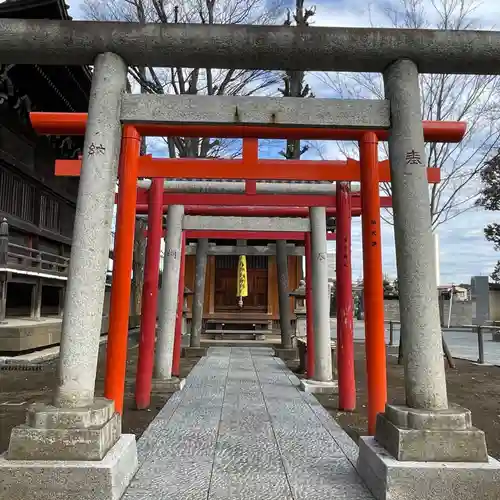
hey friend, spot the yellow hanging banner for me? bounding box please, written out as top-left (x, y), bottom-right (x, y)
top-left (237, 255), bottom-right (248, 298)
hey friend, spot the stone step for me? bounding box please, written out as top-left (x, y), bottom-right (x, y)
top-left (203, 330), bottom-right (270, 340)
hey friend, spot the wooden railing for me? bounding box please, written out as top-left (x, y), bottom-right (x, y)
top-left (0, 218), bottom-right (69, 277)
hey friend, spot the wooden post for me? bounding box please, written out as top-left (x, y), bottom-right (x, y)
top-left (58, 286), bottom-right (65, 318)
top-left (398, 329), bottom-right (403, 365)
top-left (31, 279), bottom-right (42, 321)
top-left (442, 334), bottom-right (455, 369)
top-left (0, 218), bottom-right (8, 267)
top-left (477, 326), bottom-right (484, 364)
top-left (0, 275), bottom-right (7, 324)
top-left (0, 219), bottom-right (8, 324)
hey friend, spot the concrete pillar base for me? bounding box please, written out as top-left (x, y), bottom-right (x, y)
top-left (150, 377), bottom-right (185, 395)
top-left (296, 338), bottom-right (307, 373)
top-left (299, 379), bottom-right (338, 394)
top-left (7, 398), bottom-right (122, 461)
top-left (296, 339), bottom-right (337, 377)
top-left (182, 316), bottom-right (191, 337)
top-left (0, 434), bottom-right (138, 500)
top-left (374, 404), bottom-right (488, 462)
top-left (357, 437), bottom-right (500, 500)
top-left (182, 346), bottom-right (208, 358)
top-left (273, 347), bottom-right (298, 361)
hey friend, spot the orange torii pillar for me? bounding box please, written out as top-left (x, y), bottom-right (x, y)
top-left (360, 132), bottom-right (387, 435)
top-left (135, 178), bottom-right (164, 410)
top-left (336, 181), bottom-right (356, 411)
top-left (305, 231), bottom-right (315, 378)
top-left (172, 232), bottom-right (186, 378)
top-left (104, 125), bottom-right (141, 414)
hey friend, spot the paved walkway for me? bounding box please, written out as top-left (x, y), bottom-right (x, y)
top-left (123, 347), bottom-right (373, 500)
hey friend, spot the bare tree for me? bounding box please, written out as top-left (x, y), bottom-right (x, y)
top-left (82, 0), bottom-right (286, 313)
top-left (278, 0), bottom-right (315, 160)
top-left (317, 0), bottom-right (500, 230)
top-left (82, 0), bottom-right (286, 159)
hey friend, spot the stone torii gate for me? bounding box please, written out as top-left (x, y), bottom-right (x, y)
top-left (0, 18), bottom-right (498, 500)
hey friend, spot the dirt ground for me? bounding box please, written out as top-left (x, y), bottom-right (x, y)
top-left (0, 337), bottom-right (200, 454)
top-left (288, 342), bottom-right (500, 459)
top-left (2, 341), bottom-right (500, 460)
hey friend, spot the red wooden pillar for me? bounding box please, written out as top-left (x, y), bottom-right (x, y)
top-left (336, 181), bottom-right (356, 411)
top-left (172, 232), bottom-right (186, 377)
top-left (304, 231), bottom-right (315, 378)
top-left (104, 126), bottom-right (141, 414)
top-left (135, 178), bottom-right (164, 410)
top-left (359, 132), bottom-right (387, 435)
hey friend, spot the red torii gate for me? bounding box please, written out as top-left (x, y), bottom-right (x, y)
top-left (32, 111), bottom-right (465, 433)
top-left (30, 113), bottom-right (466, 142)
top-left (56, 155), bottom-right (441, 183)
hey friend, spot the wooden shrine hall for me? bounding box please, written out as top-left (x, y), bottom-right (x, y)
top-left (184, 240), bottom-right (304, 337)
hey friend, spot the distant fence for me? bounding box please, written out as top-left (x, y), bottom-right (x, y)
top-left (384, 319), bottom-right (500, 365)
top-left (382, 297), bottom-right (500, 327)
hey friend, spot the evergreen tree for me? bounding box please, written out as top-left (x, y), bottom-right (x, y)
top-left (476, 151), bottom-right (500, 282)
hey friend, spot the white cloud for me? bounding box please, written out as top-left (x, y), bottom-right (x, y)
top-left (64, 0), bottom-right (83, 19)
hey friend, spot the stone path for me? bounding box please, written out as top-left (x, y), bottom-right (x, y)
top-left (123, 347), bottom-right (373, 500)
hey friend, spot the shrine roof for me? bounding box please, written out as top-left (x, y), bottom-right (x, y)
top-left (0, 0), bottom-right (92, 113)
top-left (0, 0), bottom-right (71, 19)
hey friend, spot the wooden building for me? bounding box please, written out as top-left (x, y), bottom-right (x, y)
top-left (184, 242), bottom-right (304, 334)
top-left (0, 0), bottom-right (91, 321)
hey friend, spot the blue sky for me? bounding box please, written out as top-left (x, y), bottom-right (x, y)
top-left (67, 0), bottom-right (500, 284)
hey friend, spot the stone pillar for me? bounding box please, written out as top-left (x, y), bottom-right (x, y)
top-left (276, 239), bottom-right (293, 349)
top-left (0, 53), bottom-right (137, 500)
top-left (30, 280), bottom-right (42, 321)
top-left (357, 58), bottom-right (497, 500)
top-left (385, 59), bottom-right (447, 411)
top-left (190, 238), bottom-right (208, 348)
top-left (299, 208), bottom-right (336, 394)
top-left (310, 207), bottom-right (332, 381)
top-left (56, 53), bottom-right (128, 408)
top-left (155, 204), bottom-right (184, 380)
